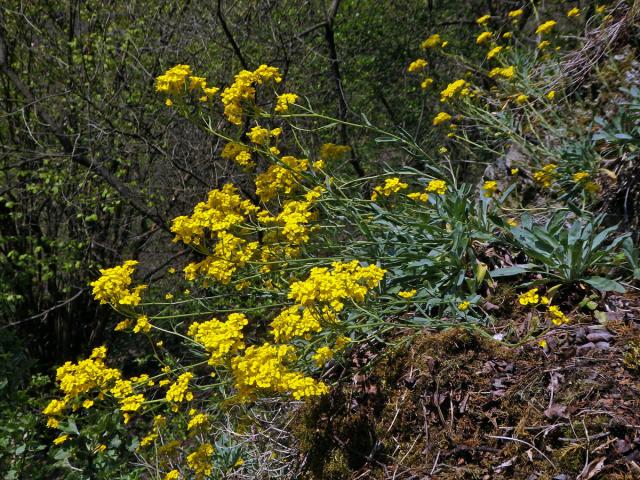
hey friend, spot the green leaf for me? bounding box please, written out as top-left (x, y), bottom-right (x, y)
top-left (583, 276), bottom-right (626, 293)
top-left (489, 264), bottom-right (534, 277)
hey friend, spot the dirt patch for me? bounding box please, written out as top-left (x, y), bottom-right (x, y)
top-left (294, 300), bottom-right (640, 479)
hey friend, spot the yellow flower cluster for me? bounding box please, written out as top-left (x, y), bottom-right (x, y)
top-left (548, 305), bottom-right (568, 325)
top-left (255, 155), bottom-right (309, 202)
top-left (407, 178), bottom-right (447, 202)
top-left (221, 142), bottom-right (254, 169)
top-left (288, 260), bottom-right (385, 312)
top-left (407, 58), bottom-right (428, 73)
top-left (43, 346), bottom-right (122, 427)
top-left (320, 143), bottom-right (351, 161)
top-left (486, 45), bottom-right (503, 60)
top-left (165, 372), bottom-right (194, 406)
top-left (183, 231), bottom-right (258, 283)
top-left (187, 412), bottom-right (209, 431)
top-left (426, 179), bottom-right (448, 195)
top-left (170, 184), bottom-right (258, 246)
top-left (260, 195), bottom-right (318, 244)
top-left (536, 20), bottom-right (557, 35)
top-left (248, 125), bottom-right (281, 146)
top-left (518, 289), bottom-right (568, 325)
top-left (489, 66), bottom-right (515, 79)
top-left (398, 289), bottom-right (417, 299)
top-left (371, 177), bottom-right (408, 201)
top-left (440, 79), bottom-right (471, 102)
top-left (155, 65), bottom-right (219, 104)
top-left (187, 313), bottom-right (248, 365)
top-left (476, 31), bottom-right (492, 45)
top-left (533, 163), bottom-right (558, 188)
top-left (508, 9), bottom-right (523, 18)
top-left (421, 77), bottom-right (434, 90)
top-left (90, 260), bottom-right (146, 307)
top-left (133, 315), bottom-right (151, 334)
top-left (420, 33), bottom-right (444, 49)
top-left (220, 64), bottom-right (282, 125)
top-left (270, 305), bottom-right (326, 342)
top-left (482, 180), bottom-right (498, 197)
top-left (518, 288), bottom-right (541, 306)
top-left (186, 443), bottom-right (214, 478)
top-left (476, 14), bottom-right (490, 25)
top-left (155, 64), bottom-right (192, 95)
top-left (312, 346), bottom-right (334, 366)
top-left (573, 171), bottom-right (589, 183)
top-left (275, 93), bottom-right (298, 112)
top-left (231, 343), bottom-right (328, 400)
top-left (432, 111), bottom-right (452, 126)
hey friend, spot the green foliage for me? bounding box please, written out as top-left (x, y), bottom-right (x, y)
top-left (498, 211), bottom-right (628, 291)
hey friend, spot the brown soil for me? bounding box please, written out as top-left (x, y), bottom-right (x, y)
top-left (294, 295), bottom-right (640, 479)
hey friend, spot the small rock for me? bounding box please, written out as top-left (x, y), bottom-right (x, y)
top-left (587, 331), bottom-right (613, 342)
top-left (577, 342), bottom-right (596, 352)
top-left (594, 341), bottom-right (610, 349)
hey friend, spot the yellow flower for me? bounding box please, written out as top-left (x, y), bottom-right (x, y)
top-left (458, 301), bottom-right (471, 311)
top-left (596, 5), bottom-right (606, 14)
top-left (533, 163), bottom-right (558, 188)
top-left (166, 372), bottom-right (194, 407)
top-left (371, 177), bottom-right (408, 201)
top-left (503, 32), bottom-right (513, 39)
top-left (90, 260), bottom-right (146, 307)
top-left (312, 346), bottom-right (334, 366)
top-left (421, 77), bottom-right (434, 90)
top-left (548, 305), bottom-right (568, 325)
top-left (535, 20), bottom-right (557, 35)
top-left (82, 399), bottom-right (94, 409)
top-left (53, 434), bottom-right (70, 445)
top-left (567, 7), bottom-right (580, 18)
top-left (508, 9), bottom-right (523, 18)
top-left (482, 180), bottom-right (498, 197)
top-left (165, 98), bottom-right (173, 107)
top-left (426, 179), bottom-right (447, 195)
top-left (515, 93), bottom-right (529, 104)
top-left (187, 443), bottom-right (215, 477)
top-left (398, 289), bottom-right (417, 299)
top-left (476, 14), bottom-right (491, 25)
top-left (335, 336), bottom-right (351, 350)
top-left (420, 33), bottom-right (443, 49)
top-left (187, 413), bottom-right (209, 431)
top-left (165, 470), bottom-right (180, 480)
top-left (438, 146), bottom-right (448, 154)
top-left (188, 313), bottom-right (248, 365)
top-left (546, 90), bottom-right (556, 100)
top-left (275, 93), bottom-right (298, 112)
top-left (133, 315), bottom-right (151, 334)
top-left (538, 339), bottom-right (548, 348)
top-left (489, 66), bottom-right (515, 79)
top-left (573, 171), bottom-right (590, 183)
top-left (155, 64), bottom-right (192, 94)
top-left (220, 65), bottom-right (282, 125)
top-left (440, 79), bottom-right (470, 102)
top-left (407, 58), bottom-right (428, 73)
top-left (432, 111), bottom-right (452, 126)
top-left (486, 46), bottom-right (503, 60)
top-left (518, 288), bottom-right (540, 306)
top-left (538, 40), bottom-right (551, 50)
top-left (114, 319), bottom-right (132, 331)
top-left (510, 168), bottom-right (519, 175)
top-left (506, 218), bottom-right (518, 227)
top-left (407, 192), bottom-right (429, 202)
top-left (476, 31), bottom-right (492, 45)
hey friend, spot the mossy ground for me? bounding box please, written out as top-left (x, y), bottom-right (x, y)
top-left (293, 295), bottom-right (640, 479)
